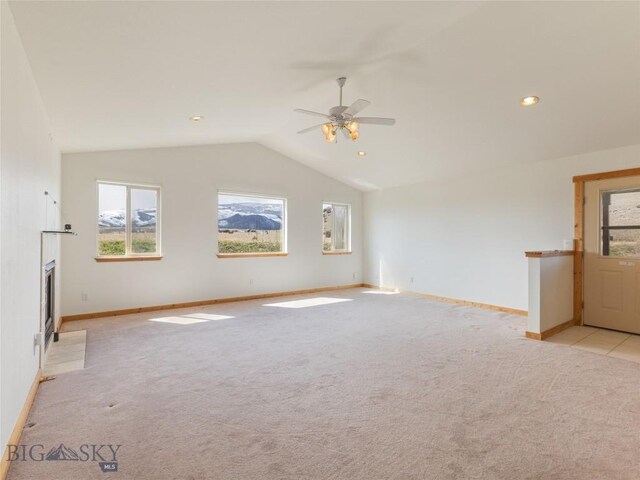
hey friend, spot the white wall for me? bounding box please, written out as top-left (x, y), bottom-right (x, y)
top-left (1, 0), bottom-right (61, 449)
top-left (364, 144), bottom-right (640, 311)
top-left (61, 143), bottom-right (362, 316)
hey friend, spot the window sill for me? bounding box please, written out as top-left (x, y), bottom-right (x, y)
top-left (217, 252), bottom-right (288, 258)
top-left (95, 256), bottom-right (163, 262)
top-left (322, 251), bottom-right (352, 255)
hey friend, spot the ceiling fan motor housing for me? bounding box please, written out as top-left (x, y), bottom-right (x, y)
top-left (329, 105), bottom-right (349, 121)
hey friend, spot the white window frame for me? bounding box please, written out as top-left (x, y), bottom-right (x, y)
top-left (322, 201), bottom-right (351, 253)
top-left (96, 181), bottom-right (162, 257)
top-left (217, 190), bottom-right (288, 255)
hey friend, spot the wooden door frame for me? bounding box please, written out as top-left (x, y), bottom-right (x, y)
top-left (572, 167), bottom-right (640, 325)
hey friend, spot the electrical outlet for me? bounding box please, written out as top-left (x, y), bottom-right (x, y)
top-left (352, 272), bottom-right (357, 279)
top-left (81, 292), bottom-right (88, 301)
top-left (249, 279), bottom-right (254, 285)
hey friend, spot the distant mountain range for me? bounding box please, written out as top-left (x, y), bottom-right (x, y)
top-left (219, 202), bottom-right (282, 230)
top-left (98, 202), bottom-right (282, 230)
top-left (98, 209), bottom-right (156, 228)
top-left (219, 213), bottom-right (280, 230)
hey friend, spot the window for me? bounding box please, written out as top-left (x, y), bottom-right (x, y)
top-left (97, 182), bottom-right (160, 257)
top-left (323, 202), bottom-right (351, 253)
top-left (217, 192), bottom-right (286, 255)
top-left (601, 188), bottom-right (640, 257)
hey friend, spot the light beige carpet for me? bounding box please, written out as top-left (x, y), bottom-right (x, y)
top-left (8, 288), bottom-right (640, 479)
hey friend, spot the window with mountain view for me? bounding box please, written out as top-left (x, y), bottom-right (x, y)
top-left (218, 193), bottom-right (286, 255)
top-left (323, 202), bottom-right (351, 253)
top-left (601, 188), bottom-right (640, 257)
top-left (97, 182), bottom-right (160, 257)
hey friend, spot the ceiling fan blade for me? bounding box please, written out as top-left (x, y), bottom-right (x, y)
top-left (343, 99), bottom-right (371, 117)
top-left (294, 109), bottom-right (331, 119)
top-left (297, 123), bottom-right (326, 134)
top-left (354, 117), bottom-right (396, 126)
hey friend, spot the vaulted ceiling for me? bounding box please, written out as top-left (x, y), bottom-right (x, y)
top-left (9, 1), bottom-right (640, 191)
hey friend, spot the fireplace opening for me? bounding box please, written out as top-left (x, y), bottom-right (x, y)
top-left (44, 261), bottom-right (55, 349)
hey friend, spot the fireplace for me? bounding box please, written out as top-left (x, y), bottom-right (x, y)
top-left (44, 260), bottom-right (55, 349)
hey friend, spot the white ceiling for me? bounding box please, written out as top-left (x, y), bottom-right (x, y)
top-left (9, 1), bottom-right (640, 191)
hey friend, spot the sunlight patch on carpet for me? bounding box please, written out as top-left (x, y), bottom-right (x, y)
top-left (184, 313), bottom-right (235, 321)
top-left (149, 314), bottom-right (235, 325)
top-left (263, 297), bottom-right (353, 309)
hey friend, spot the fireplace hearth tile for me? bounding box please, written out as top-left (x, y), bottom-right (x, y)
top-left (43, 330), bottom-right (86, 376)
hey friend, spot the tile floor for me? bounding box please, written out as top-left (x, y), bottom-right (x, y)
top-left (546, 325), bottom-right (640, 362)
top-left (42, 330), bottom-right (86, 376)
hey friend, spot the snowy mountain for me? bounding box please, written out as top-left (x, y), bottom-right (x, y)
top-left (218, 202), bottom-right (282, 230)
top-left (219, 213), bottom-right (281, 230)
top-left (99, 202), bottom-right (282, 230)
top-left (98, 209), bottom-right (156, 228)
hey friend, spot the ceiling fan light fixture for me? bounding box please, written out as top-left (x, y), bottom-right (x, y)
top-left (346, 121), bottom-right (359, 134)
top-left (294, 77), bottom-right (395, 143)
top-left (324, 127), bottom-right (336, 143)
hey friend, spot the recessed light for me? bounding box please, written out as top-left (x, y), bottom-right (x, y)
top-left (356, 151), bottom-right (367, 157)
top-left (190, 115), bottom-right (204, 122)
top-left (520, 96), bottom-right (539, 107)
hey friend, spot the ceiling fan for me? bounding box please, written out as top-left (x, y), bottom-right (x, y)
top-left (294, 77), bottom-right (395, 143)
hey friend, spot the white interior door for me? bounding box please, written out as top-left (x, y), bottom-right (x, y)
top-left (584, 175), bottom-right (640, 334)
